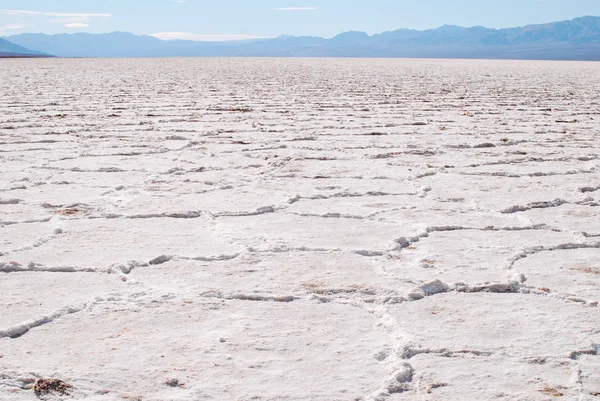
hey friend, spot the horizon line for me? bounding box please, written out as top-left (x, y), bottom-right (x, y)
top-left (2, 15), bottom-right (598, 42)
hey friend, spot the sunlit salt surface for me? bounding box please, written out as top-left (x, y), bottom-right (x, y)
top-left (1, 58), bottom-right (599, 400)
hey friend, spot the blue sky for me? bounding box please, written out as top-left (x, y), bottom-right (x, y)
top-left (1, 0), bottom-right (600, 40)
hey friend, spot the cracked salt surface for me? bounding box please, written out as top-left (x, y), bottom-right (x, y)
top-left (1, 58), bottom-right (600, 400)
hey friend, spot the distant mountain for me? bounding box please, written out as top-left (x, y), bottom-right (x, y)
top-left (3, 31), bottom-right (259, 58)
top-left (0, 37), bottom-right (51, 57)
top-left (6, 16), bottom-right (600, 60)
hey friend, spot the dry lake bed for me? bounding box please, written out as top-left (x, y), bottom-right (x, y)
top-left (1, 58), bottom-right (599, 400)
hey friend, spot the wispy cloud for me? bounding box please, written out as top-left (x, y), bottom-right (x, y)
top-left (45, 12), bottom-right (110, 17)
top-left (275, 7), bottom-right (317, 11)
top-left (64, 23), bottom-right (90, 28)
top-left (0, 23), bottom-right (31, 31)
top-left (0, 9), bottom-right (109, 29)
top-left (50, 17), bottom-right (90, 24)
top-left (0, 9), bottom-right (41, 15)
top-left (151, 32), bottom-right (269, 42)
top-left (0, 9), bottom-right (110, 17)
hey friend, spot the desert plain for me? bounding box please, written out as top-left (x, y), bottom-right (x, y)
top-left (0, 58), bottom-right (599, 400)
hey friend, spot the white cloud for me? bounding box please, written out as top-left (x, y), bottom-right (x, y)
top-left (0, 9), bottom-right (110, 29)
top-left (0, 23), bottom-right (32, 33)
top-left (64, 23), bottom-right (89, 28)
top-left (151, 32), bottom-right (269, 41)
top-left (274, 7), bottom-right (317, 11)
top-left (50, 17), bottom-right (92, 24)
top-left (0, 9), bottom-right (41, 15)
top-left (0, 9), bottom-right (110, 17)
top-left (0, 23), bottom-right (30, 30)
top-left (45, 12), bottom-right (111, 17)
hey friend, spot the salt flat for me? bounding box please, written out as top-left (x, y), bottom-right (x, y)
top-left (0, 58), bottom-right (599, 400)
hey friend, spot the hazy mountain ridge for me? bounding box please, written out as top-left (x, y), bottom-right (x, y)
top-left (0, 37), bottom-right (51, 57)
top-left (5, 16), bottom-right (600, 59)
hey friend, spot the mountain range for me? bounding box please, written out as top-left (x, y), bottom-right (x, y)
top-left (0, 37), bottom-right (51, 58)
top-left (3, 16), bottom-right (600, 60)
